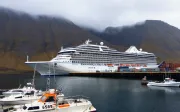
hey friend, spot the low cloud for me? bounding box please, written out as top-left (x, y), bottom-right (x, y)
top-left (0, 0), bottom-right (180, 30)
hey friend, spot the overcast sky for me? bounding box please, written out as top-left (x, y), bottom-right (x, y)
top-left (0, 0), bottom-right (180, 30)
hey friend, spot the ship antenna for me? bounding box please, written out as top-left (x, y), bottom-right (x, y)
top-left (85, 39), bottom-right (92, 44)
top-left (26, 55), bottom-right (29, 62)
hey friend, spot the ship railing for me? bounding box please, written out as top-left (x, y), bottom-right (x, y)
top-left (63, 95), bottom-right (90, 100)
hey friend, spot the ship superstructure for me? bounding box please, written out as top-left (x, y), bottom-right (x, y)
top-left (25, 40), bottom-right (158, 75)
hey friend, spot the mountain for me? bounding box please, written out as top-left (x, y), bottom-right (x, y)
top-left (0, 7), bottom-right (180, 73)
top-left (90, 20), bottom-right (180, 62)
top-left (0, 7), bottom-right (106, 72)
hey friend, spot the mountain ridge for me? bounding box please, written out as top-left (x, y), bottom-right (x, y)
top-left (90, 20), bottom-right (180, 62)
top-left (0, 7), bottom-right (108, 72)
top-left (0, 7), bottom-right (180, 73)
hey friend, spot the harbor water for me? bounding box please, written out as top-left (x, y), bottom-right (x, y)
top-left (1, 74), bottom-right (180, 112)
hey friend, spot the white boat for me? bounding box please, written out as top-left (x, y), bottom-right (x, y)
top-left (2, 83), bottom-right (42, 97)
top-left (8, 89), bottom-right (96, 112)
top-left (0, 94), bottom-right (41, 105)
top-left (25, 40), bottom-right (159, 75)
top-left (147, 78), bottom-right (180, 87)
top-left (56, 96), bottom-right (96, 112)
top-left (0, 83), bottom-right (43, 105)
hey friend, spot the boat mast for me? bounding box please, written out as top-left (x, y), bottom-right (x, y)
top-left (32, 63), bottom-right (37, 88)
top-left (53, 62), bottom-right (56, 87)
top-left (46, 63), bottom-right (51, 91)
top-left (26, 55), bottom-right (29, 62)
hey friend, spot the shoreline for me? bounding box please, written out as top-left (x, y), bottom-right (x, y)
top-left (0, 70), bottom-right (34, 75)
top-left (0, 71), bottom-right (180, 81)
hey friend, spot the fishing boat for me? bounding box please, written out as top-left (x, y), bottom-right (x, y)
top-left (8, 89), bottom-right (96, 112)
top-left (56, 95), bottom-right (96, 112)
top-left (147, 78), bottom-right (180, 87)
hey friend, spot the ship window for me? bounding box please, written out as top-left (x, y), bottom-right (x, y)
top-left (40, 96), bottom-right (47, 102)
top-left (23, 106), bottom-right (27, 110)
top-left (25, 91), bottom-right (34, 95)
top-left (28, 106), bottom-right (39, 110)
top-left (45, 96), bottom-right (55, 102)
top-left (12, 90), bottom-right (24, 93)
top-left (15, 96), bottom-right (22, 99)
top-left (58, 101), bottom-right (68, 105)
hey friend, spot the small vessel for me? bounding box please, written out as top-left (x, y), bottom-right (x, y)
top-left (147, 78), bottom-right (180, 87)
top-left (141, 76), bottom-right (148, 85)
top-left (0, 83), bottom-right (43, 105)
top-left (56, 96), bottom-right (96, 112)
top-left (8, 89), bottom-right (96, 112)
top-left (2, 83), bottom-right (42, 97)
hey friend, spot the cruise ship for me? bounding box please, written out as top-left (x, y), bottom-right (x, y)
top-left (25, 40), bottom-right (159, 75)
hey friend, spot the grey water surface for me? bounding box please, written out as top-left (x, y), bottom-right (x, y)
top-left (1, 74), bottom-right (180, 112)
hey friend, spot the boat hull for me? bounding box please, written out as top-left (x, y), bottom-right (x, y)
top-left (0, 97), bottom-right (40, 105)
top-left (25, 61), bottom-right (117, 76)
top-left (25, 61), bottom-right (158, 76)
top-left (147, 82), bottom-right (180, 87)
top-left (2, 92), bottom-right (22, 97)
top-left (25, 62), bottom-right (70, 75)
top-left (56, 105), bottom-right (96, 112)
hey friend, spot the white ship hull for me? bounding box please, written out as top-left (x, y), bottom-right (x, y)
top-left (12, 104), bottom-right (95, 112)
top-left (25, 61), bottom-right (71, 75)
top-left (0, 97), bottom-right (40, 105)
top-left (2, 92), bottom-right (22, 97)
top-left (25, 61), bottom-right (158, 75)
top-left (147, 82), bottom-right (180, 87)
top-left (25, 61), bottom-right (117, 75)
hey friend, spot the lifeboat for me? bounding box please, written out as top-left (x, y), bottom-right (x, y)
top-left (107, 64), bottom-right (113, 67)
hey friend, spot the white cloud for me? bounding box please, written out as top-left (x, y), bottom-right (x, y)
top-left (0, 0), bottom-right (180, 30)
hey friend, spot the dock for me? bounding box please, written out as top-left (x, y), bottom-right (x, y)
top-left (69, 72), bottom-right (180, 80)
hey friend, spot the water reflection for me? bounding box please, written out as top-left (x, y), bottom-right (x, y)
top-left (1, 75), bottom-right (180, 112)
top-left (148, 86), bottom-right (180, 94)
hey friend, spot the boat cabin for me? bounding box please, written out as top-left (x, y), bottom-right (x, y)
top-left (38, 92), bottom-right (57, 103)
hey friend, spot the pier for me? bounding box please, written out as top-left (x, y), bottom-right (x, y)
top-left (69, 72), bottom-right (180, 80)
